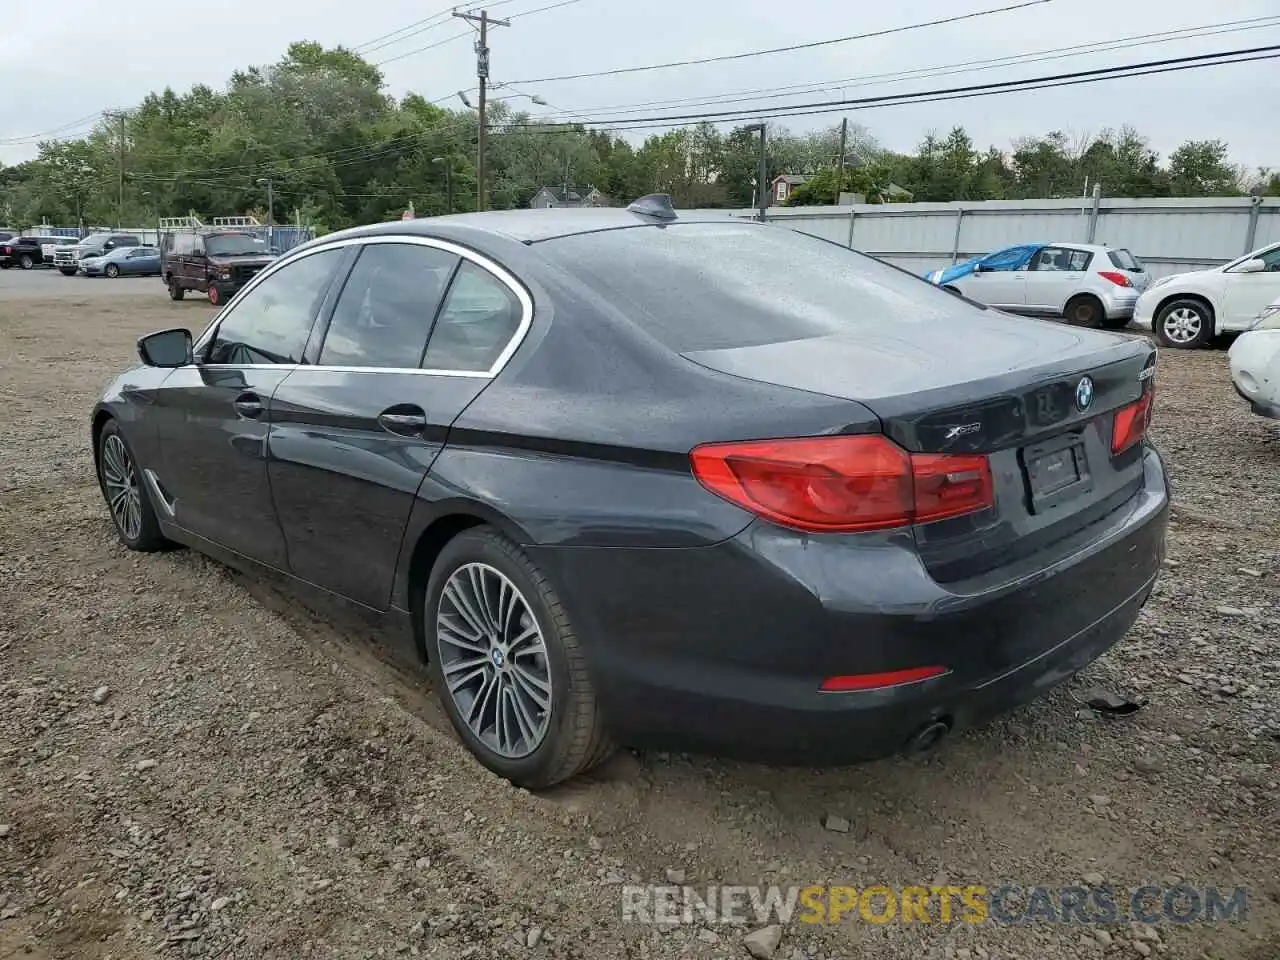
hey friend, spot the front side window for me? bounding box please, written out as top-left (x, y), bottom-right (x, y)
top-left (206, 249), bottom-right (343, 365)
top-left (421, 261), bottom-right (524, 373)
top-left (1260, 246), bottom-right (1280, 272)
top-left (318, 243), bottom-right (459, 368)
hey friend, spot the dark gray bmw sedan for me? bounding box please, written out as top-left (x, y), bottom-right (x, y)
top-left (92, 198), bottom-right (1167, 787)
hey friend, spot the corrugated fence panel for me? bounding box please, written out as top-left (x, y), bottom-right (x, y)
top-left (684, 197), bottom-right (1280, 279)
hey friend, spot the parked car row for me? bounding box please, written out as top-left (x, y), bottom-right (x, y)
top-left (93, 199), bottom-right (1167, 788)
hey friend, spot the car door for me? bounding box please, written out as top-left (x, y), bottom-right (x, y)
top-left (961, 245), bottom-right (1034, 309)
top-left (268, 237), bottom-right (528, 609)
top-left (1023, 246), bottom-right (1091, 314)
top-left (1223, 244), bottom-right (1280, 328)
top-left (148, 247), bottom-right (348, 566)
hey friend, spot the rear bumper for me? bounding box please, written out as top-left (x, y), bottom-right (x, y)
top-left (530, 447), bottom-right (1169, 764)
top-left (1100, 289), bottom-right (1139, 320)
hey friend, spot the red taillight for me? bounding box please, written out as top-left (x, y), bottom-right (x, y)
top-left (1111, 389), bottom-right (1154, 454)
top-left (689, 435), bottom-right (993, 533)
top-left (820, 666), bottom-right (948, 692)
top-left (1098, 270), bottom-right (1132, 287)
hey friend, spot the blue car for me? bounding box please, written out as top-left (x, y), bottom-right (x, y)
top-left (80, 246), bottom-right (162, 278)
top-left (924, 243), bottom-right (1046, 288)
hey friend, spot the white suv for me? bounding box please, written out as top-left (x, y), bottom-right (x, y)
top-left (1132, 242), bottom-right (1280, 348)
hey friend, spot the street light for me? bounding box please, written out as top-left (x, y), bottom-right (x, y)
top-left (457, 90), bottom-right (473, 108)
top-left (256, 177), bottom-right (274, 247)
top-left (432, 157), bottom-right (454, 215)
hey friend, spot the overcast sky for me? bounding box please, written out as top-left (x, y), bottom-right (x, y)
top-left (2, 0), bottom-right (1278, 172)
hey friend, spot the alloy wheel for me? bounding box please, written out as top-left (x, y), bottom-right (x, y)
top-left (435, 562), bottom-right (552, 759)
top-left (101, 434), bottom-right (143, 541)
top-left (1161, 307), bottom-right (1202, 345)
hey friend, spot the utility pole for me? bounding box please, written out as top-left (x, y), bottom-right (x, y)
top-left (835, 117), bottom-right (848, 205)
top-left (454, 8), bottom-right (509, 211)
top-left (257, 178), bottom-right (274, 248)
top-left (744, 123), bottom-right (768, 222)
top-left (104, 111), bottom-right (126, 228)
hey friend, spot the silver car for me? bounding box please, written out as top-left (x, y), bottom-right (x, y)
top-left (930, 242), bottom-right (1151, 329)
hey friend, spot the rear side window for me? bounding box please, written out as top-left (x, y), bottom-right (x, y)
top-left (1108, 249), bottom-right (1143, 271)
top-left (421, 261), bottom-right (523, 373)
top-left (319, 243), bottom-right (459, 369)
top-left (540, 223), bottom-right (982, 353)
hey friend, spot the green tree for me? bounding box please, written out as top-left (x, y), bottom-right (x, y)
top-left (1167, 140), bottom-right (1241, 197)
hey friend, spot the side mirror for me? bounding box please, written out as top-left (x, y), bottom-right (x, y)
top-left (1237, 259), bottom-right (1267, 274)
top-left (138, 328), bottom-right (193, 368)
top-left (972, 263), bottom-right (987, 274)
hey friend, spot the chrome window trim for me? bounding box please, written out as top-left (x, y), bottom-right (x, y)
top-left (192, 233), bottom-right (534, 379)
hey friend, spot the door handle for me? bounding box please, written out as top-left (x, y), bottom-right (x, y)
top-left (378, 405), bottom-right (428, 437)
top-left (233, 392), bottom-right (264, 419)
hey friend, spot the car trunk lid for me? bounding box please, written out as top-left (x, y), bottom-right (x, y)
top-left (683, 315), bottom-right (1157, 581)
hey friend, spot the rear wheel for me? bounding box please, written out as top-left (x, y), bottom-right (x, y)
top-left (19, 254), bottom-right (34, 270)
top-left (97, 421), bottom-right (170, 552)
top-left (1155, 298), bottom-right (1213, 348)
top-left (424, 528), bottom-right (614, 788)
top-left (168, 279), bottom-right (185, 301)
top-left (1064, 294), bottom-right (1103, 327)
top-left (208, 285), bottom-right (221, 306)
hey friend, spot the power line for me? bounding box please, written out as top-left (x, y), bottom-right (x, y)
top-left (372, 0), bottom-right (586, 67)
top-left (0, 111), bottom-right (113, 146)
top-left (496, 44), bottom-right (1280, 134)
top-left (526, 15), bottom-right (1280, 120)
top-left (504, 0), bottom-right (1055, 85)
top-left (352, 4), bottom-right (459, 52)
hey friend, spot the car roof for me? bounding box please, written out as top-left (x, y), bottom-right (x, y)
top-left (333, 208), bottom-right (738, 245)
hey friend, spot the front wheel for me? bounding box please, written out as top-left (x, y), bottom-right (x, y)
top-left (97, 421), bottom-right (171, 552)
top-left (1155, 299), bottom-right (1213, 348)
top-left (105, 264), bottom-right (120, 279)
top-left (19, 254), bottom-right (34, 270)
top-left (425, 528), bottom-right (614, 788)
top-left (208, 284), bottom-right (221, 306)
top-left (168, 279), bottom-right (185, 301)
top-left (59, 267), bottom-right (76, 276)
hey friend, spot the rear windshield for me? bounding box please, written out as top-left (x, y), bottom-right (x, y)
top-left (539, 222), bottom-right (982, 352)
top-left (1108, 249), bottom-right (1144, 271)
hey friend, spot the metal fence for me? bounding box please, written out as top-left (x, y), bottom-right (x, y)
top-left (685, 196), bottom-right (1280, 280)
top-left (20, 224), bottom-right (315, 252)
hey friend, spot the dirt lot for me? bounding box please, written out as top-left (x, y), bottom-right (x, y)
top-left (1, 271), bottom-right (1277, 960)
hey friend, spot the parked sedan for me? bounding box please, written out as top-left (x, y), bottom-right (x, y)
top-left (925, 242), bottom-right (1150, 328)
top-left (1227, 295), bottom-right (1280, 418)
top-left (1133, 242), bottom-right (1280, 348)
top-left (92, 199), bottom-right (1168, 787)
top-left (80, 246), bottom-right (162, 278)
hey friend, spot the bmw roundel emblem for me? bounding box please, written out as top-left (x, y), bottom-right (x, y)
top-left (1075, 376), bottom-right (1095, 411)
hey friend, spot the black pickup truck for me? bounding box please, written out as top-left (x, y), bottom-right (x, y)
top-left (0, 234), bottom-right (67, 270)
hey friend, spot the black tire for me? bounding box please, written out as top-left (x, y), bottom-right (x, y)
top-left (105, 263), bottom-right (120, 279)
top-left (424, 527), bottom-right (614, 788)
top-left (208, 284), bottom-right (221, 306)
top-left (19, 254), bottom-right (34, 270)
top-left (0, 263), bottom-right (10, 269)
top-left (1064, 294), bottom-right (1103, 327)
top-left (1154, 297), bottom-right (1214, 349)
top-left (59, 267), bottom-right (76, 276)
top-left (96, 420), bottom-right (171, 552)
top-left (168, 279), bottom-right (185, 301)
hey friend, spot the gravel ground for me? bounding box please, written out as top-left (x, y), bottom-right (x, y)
top-left (1, 279), bottom-right (1277, 960)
